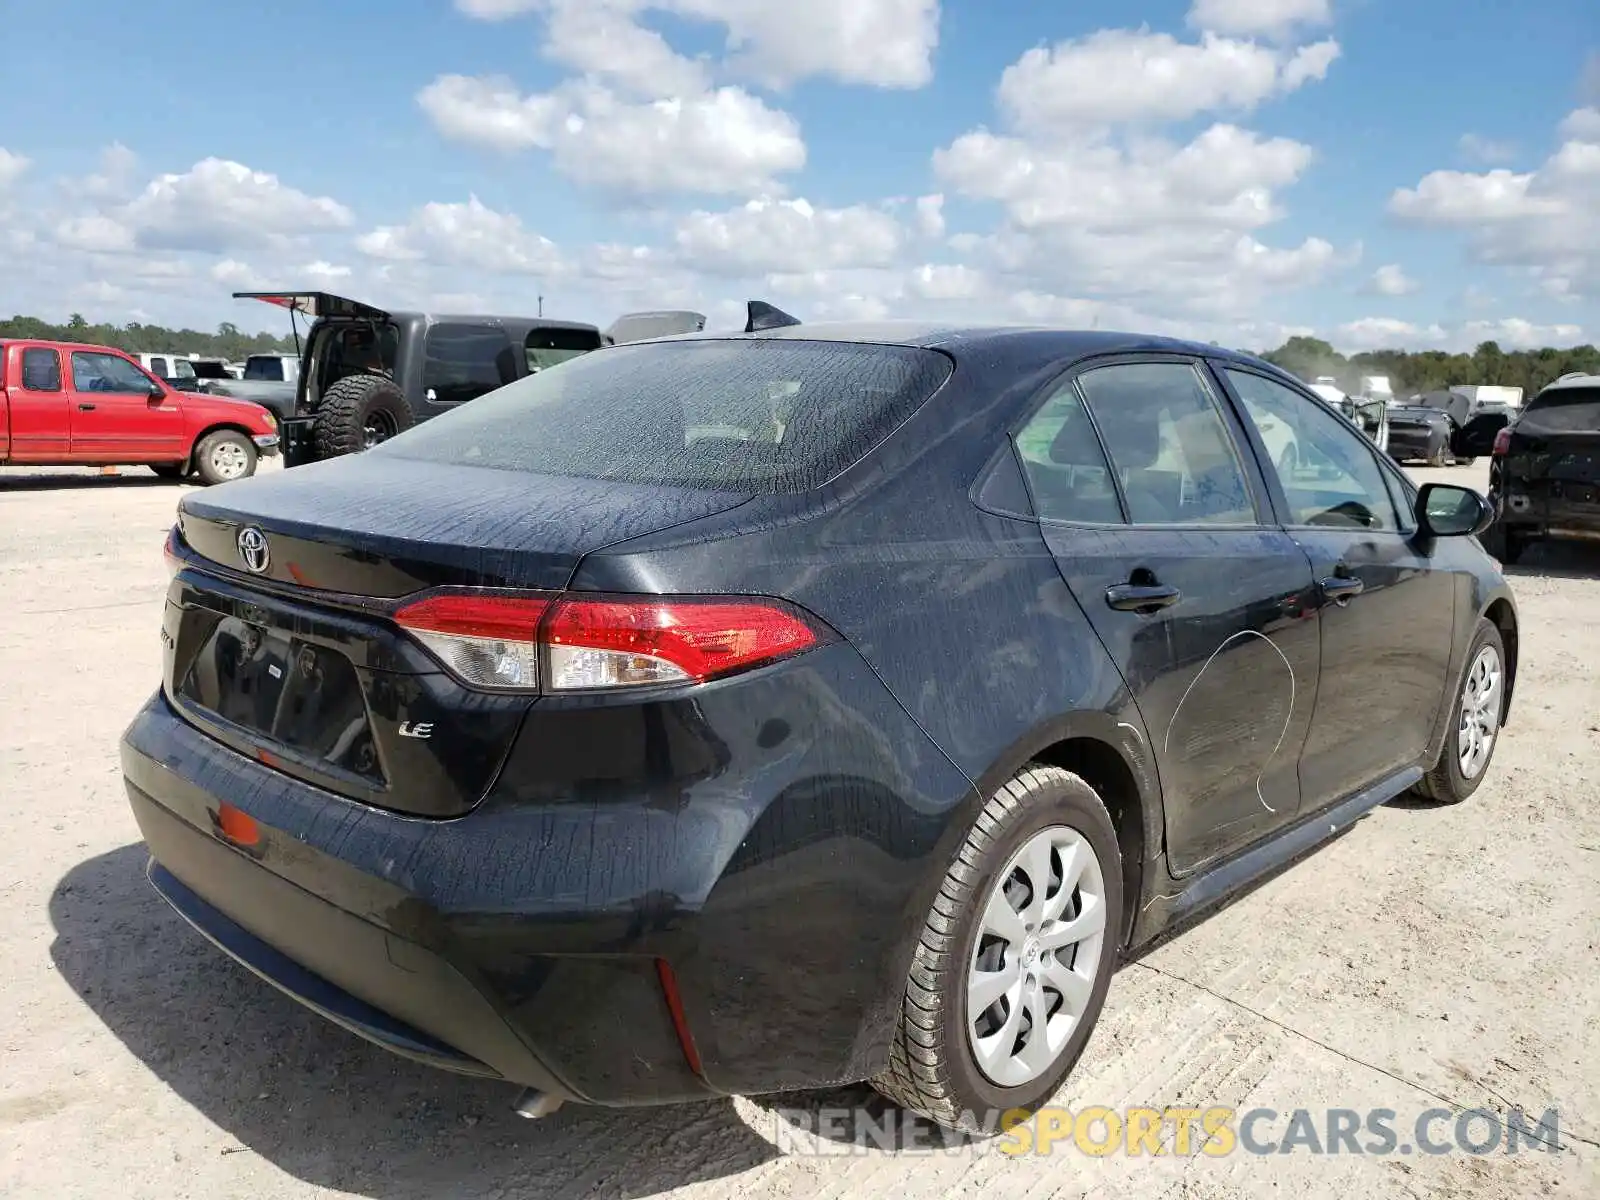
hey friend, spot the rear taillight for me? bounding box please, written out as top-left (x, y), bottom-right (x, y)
top-left (393, 593), bottom-right (549, 690)
top-left (1492, 428), bottom-right (1512, 456)
top-left (392, 591), bottom-right (825, 693)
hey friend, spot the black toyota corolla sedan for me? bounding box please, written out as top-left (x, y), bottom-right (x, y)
top-left (122, 323), bottom-right (1518, 1132)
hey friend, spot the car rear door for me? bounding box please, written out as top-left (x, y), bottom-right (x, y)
top-left (1015, 356), bottom-right (1322, 876)
top-left (1217, 365), bottom-right (1455, 809)
top-left (67, 349), bottom-right (188, 460)
top-left (3, 345), bottom-right (72, 459)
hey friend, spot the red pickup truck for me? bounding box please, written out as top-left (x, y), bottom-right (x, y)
top-left (1, 339), bottom-right (280, 484)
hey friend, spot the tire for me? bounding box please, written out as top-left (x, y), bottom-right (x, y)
top-left (150, 464), bottom-right (187, 480)
top-left (871, 766), bottom-right (1122, 1134)
top-left (1411, 618), bottom-right (1507, 804)
top-left (193, 431), bottom-right (258, 486)
top-left (312, 374), bottom-right (413, 460)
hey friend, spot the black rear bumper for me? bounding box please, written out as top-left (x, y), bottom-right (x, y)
top-left (121, 642), bottom-right (974, 1103)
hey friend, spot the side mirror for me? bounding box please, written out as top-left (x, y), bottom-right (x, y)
top-left (1415, 482), bottom-right (1493, 538)
top-left (148, 382), bottom-right (167, 400)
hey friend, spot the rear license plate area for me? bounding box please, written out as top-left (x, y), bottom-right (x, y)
top-left (178, 616), bottom-right (383, 783)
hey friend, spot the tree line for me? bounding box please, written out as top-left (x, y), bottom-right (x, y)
top-left (0, 313), bottom-right (299, 362)
top-left (1257, 337), bottom-right (1600, 398)
top-left (3, 312), bottom-right (1595, 398)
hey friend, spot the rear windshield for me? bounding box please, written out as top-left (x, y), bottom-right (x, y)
top-left (1521, 387), bottom-right (1600, 433)
top-left (244, 357), bottom-right (285, 381)
top-left (377, 338), bottom-right (953, 492)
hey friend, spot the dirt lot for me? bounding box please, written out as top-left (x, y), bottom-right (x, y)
top-left (2, 459), bottom-right (1597, 1199)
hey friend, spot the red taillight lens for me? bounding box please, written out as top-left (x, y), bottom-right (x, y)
top-left (542, 596), bottom-right (821, 690)
top-left (1491, 427), bottom-right (1512, 456)
top-left (393, 590), bottom-right (824, 692)
top-left (394, 593), bottom-right (550, 690)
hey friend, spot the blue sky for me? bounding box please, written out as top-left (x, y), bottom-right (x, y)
top-left (0, 0), bottom-right (1595, 352)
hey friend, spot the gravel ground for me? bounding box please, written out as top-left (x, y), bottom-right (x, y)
top-left (2, 459), bottom-right (1597, 1199)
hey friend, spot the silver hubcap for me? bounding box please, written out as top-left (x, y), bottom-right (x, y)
top-left (966, 825), bottom-right (1107, 1088)
top-left (210, 441), bottom-right (249, 479)
top-left (1457, 645), bottom-right (1502, 779)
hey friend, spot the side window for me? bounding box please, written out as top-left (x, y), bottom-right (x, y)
top-left (1013, 381), bottom-right (1124, 524)
top-left (71, 352), bottom-right (157, 394)
top-left (1077, 362), bottom-right (1257, 526)
top-left (526, 326), bottom-right (603, 373)
top-left (1225, 369), bottom-right (1401, 531)
top-left (21, 348), bottom-right (62, 391)
top-left (148, 356), bottom-right (170, 377)
top-left (424, 324), bottom-right (517, 405)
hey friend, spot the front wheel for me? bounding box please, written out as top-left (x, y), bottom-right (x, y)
top-left (871, 766), bottom-right (1122, 1133)
top-left (193, 431), bottom-right (258, 485)
top-left (1411, 618), bottom-right (1507, 804)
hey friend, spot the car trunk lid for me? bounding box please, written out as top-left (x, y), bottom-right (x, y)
top-left (166, 453), bottom-right (752, 816)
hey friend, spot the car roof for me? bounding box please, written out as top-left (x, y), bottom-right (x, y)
top-left (654, 320), bottom-right (1274, 367)
top-left (1541, 372), bottom-right (1600, 393)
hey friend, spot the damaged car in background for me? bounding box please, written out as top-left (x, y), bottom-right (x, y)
top-left (1484, 372), bottom-right (1600, 563)
top-left (229, 291), bottom-right (708, 467)
top-left (1385, 389), bottom-right (1517, 468)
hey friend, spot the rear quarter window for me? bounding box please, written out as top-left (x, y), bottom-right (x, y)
top-left (377, 338), bottom-right (954, 493)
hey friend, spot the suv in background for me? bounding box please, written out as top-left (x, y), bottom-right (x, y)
top-left (1484, 372), bottom-right (1600, 563)
top-left (233, 292), bottom-right (705, 466)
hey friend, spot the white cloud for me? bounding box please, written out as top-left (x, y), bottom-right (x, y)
top-left (1389, 107), bottom-right (1600, 300)
top-left (673, 196), bottom-right (908, 275)
top-left (54, 214), bottom-right (137, 254)
top-left (0, 148), bottom-right (29, 189)
top-left (1187, 0), bottom-right (1331, 39)
top-left (1333, 316), bottom-right (1588, 353)
top-left (1367, 264), bottom-right (1420, 296)
top-left (542, 0), bottom-right (710, 97)
top-left (1458, 133), bottom-right (1517, 165)
top-left (670, 0), bottom-right (940, 89)
top-left (1561, 107), bottom-right (1600, 142)
top-left (913, 194), bottom-right (945, 239)
top-left (996, 30), bottom-right (1339, 130)
top-left (418, 74), bottom-right (805, 194)
top-left (99, 158), bottom-right (354, 253)
top-left (357, 196), bottom-right (564, 277)
top-left (454, 0), bottom-right (940, 89)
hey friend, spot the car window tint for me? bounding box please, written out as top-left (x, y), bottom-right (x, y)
top-left (71, 351), bottom-right (155, 393)
top-left (21, 348), bottom-right (62, 391)
top-left (1225, 369), bottom-right (1401, 531)
top-left (1013, 382), bottom-right (1124, 524)
top-left (1076, 362), bottom-right (1256, 526)
top-left (378, 339), bottom-right (954, 494)
top-left (424, 324), bottom-right (517, 405)
top-left (149, 356), bottom-right (169, 377)
top-left (526, 326), bottom-right (603, 373)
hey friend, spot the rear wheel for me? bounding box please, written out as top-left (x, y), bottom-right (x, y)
top-left (193, 431), bottom-right (257, 485)
top-left (1412, 618), bottom-right (1506, 804)
top-left (312, 374), bottom-right (413, 460)
top-left (871, 766), bottom-right (1121, 1134)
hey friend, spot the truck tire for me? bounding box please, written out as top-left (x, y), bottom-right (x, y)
top-left (312, 374), bottom-right (413, 460)
top-left (193, 430), bottom-right (258, 485)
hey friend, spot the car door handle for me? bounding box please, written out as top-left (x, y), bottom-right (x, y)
top-left (1105, 583), bottom-right (1182, 613)
top-left (1320, 575), bottom-right (1364, 605)
top-left (77, 402), bottom-right (96, 411)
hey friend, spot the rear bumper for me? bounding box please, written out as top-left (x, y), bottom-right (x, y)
top-left (121, 642), bottom-right (974, 1103)
top-left (1492, 478), bottom-right (1600, 538)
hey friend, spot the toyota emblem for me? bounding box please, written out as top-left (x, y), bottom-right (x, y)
top-left (236, 525), bottom-right (270, 574)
